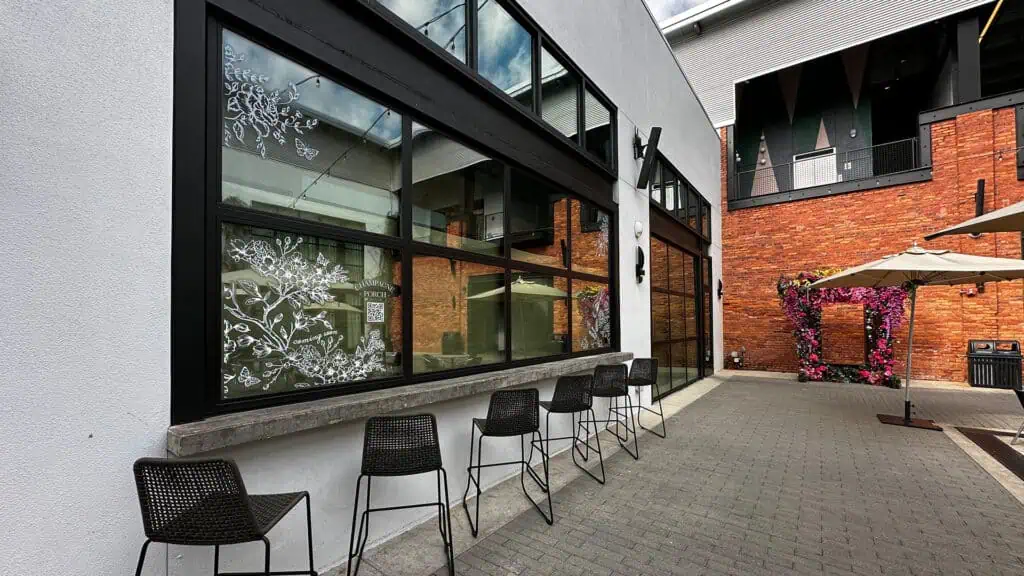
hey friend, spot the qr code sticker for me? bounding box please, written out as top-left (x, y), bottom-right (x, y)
top-left (366, 301), bottom-right (385, 323)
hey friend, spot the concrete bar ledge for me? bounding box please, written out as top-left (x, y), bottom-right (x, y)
top-left (168, 352), bottom-right (632, 456)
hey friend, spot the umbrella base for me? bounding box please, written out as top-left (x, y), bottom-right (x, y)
top-left (876, 413), bottom-right (943, 431)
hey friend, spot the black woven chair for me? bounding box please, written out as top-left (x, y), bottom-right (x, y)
top-left (592, 364), bottom-right (639, 460)
top-left (463, 389), bottom-right (552, 536)
top-left (540, 374), bottom-right (605, 485)
top-left (348, 414), bottom-right (453, 576)
top-left (133, 457), bottom-right (315, 576)
top-left (628, 359), bottom-right (666, 439)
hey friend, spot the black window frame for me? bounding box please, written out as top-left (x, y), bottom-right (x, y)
top-left (172, 0), bottom-right (619, 424)
top-left (361, 0), bottom-right (618, 175)
top-left (650, 155), bottom-right (709, 241)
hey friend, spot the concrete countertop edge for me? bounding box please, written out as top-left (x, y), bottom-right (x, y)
top-left (167, 352), bottom-right (633, 456)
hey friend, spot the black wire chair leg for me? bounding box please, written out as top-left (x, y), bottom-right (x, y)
top-left (263, 536), bottom-right (271, 576)
top-left (620, 394), bottom-right (639, 460)
top-left (636, 388), bottom-right (667, 439)
top-left (440, 467), bottom-right (455, 576)
top-left (462, 426), bottom-right (482, 538)
top-left (304, 493), bottom-right (317, 576)
top-left (521, 431), bottom-right (553, 525)
top-left (347, 475), bottom-right (372, 576)
top-left (214, 544), bottom-right (220, 576)
top-left (134, 539), bottom-right (151, 576)
top-left (570, 409), bottom-right (606, 485)
top-left (605, 397), bottom-right (630, 444)
top-left (522, 432), bottom-right (549, 495)
top-left (573, 411), bottom-right (591, 462)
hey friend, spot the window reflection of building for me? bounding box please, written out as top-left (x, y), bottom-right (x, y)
top-left (412, 124), bottom-right (504, 257)
top-left (412, 257), bottom-right (505, 374)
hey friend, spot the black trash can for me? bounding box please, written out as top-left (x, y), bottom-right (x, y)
top-left (967, 340), bottom-right (1022, 389)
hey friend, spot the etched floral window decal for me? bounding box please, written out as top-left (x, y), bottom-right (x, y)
top-left (223, 41), bottom-right (320, 161)
top-left (221, 224), bottom-right (399, 398)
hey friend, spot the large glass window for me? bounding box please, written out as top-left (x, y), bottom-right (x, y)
top-left (413, 257), bottom-right (506, 373)
top-left (540, 46), bottom-right (578, 140)
top-left (185, 21), bottom-right (620, 422)
top-left (650, 160), bottom-right (663, 205)
top-left (511, 271), bottom-right (569, 360)
top-left (701, 200), bottom-right (711, 239)
top-left (477, 0), bottom-right (533, 110)
top-left (411, 124), bottom-right (504, 257)
top-left (688, 188), bottom-right (699, 229)
top-left (221, 224), bottom-right (401, 399)
top-left (377, 0), bottom-right (467, 62)
top-left (571, 199), bottom-right (610, 277)
top-left (510, 169), bottom-right (568, 269)
top-left (649, 236), bottom-right (699, 399)
top-left (584, 89), bottom-right (613, 166)
top-left (572, 280), bottom-right (611, 352)
top-left (222, 30), bottom-right (402, 236)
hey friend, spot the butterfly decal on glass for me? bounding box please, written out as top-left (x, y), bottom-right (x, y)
top-left (237, 366), bottom-right (262, 389)
top-left (295, 138), bottom-right (320, 161)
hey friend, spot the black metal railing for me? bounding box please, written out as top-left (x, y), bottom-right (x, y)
top-left (731, 137), bottom-right (919, 201)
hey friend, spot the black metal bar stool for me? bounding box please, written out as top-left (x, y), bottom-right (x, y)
top-left (132, 457), bottom-right (316, 576)
top-left (592, 363), bottom-right (639, 460)
top-left (540, 374), bottom-right (605, 485)
top-left (348, 414), bottom-right (453, 576)
top-left (463, 388), bottom-right (552, 537)
top-left (628, 359), bottom-right (666, 439)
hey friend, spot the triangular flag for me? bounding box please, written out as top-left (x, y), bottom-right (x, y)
top-left (841, 44), bottom-right (869, 109)
top-left (815, 119), bottom-right (831, 150)
top-left (752, 131), bottom-right (779, 196)
top-left (778, 65), bottom-right (802, 125)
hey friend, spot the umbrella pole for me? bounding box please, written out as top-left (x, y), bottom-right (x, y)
top-left (903, 286), bottom-right (916, 423)
top-left (876, 284), bottom-right (940, 431)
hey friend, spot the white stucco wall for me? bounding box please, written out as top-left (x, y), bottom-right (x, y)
top-left (0, 1), bottom-right (720, 574)
top-left (0, 1), bottom-right (173, 575)
top-left (518, 0), bottom-right (723, 371)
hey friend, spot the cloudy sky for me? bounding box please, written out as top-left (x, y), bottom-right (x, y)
top-left (647, 0), bottom-right (710, 22)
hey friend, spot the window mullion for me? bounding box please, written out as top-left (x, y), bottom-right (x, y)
top-left (503, 164), bottom-right (512, 364)
top-left (401, 116), bottom-right (413, 381)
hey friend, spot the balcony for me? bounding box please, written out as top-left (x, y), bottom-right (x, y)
top-left (729, 137), bottom-right (928, 209)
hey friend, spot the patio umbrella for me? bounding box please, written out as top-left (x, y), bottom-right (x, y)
top-left (467, 277), bottom-right (568, 300)
top-left (924, 199), bottom-right (1024, 240)
top-left (810, 244), bottom-right (1024, 430)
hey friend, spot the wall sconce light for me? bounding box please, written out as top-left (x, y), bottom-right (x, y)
top-left (717, 279), bottom-right (724, 300)
top-left (634, 221), bottom-right (644, 239)
top-left (636, 246), bottom-right (646, 284)
top-left (849, 128), bottom-right (857, 139)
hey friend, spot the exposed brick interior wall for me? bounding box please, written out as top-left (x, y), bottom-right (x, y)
top-left (406, 198), bottom-right (610, 359)
top-left (821, 303), bottom-right (866, 366)
top-left (721, 107), bottom-right (1024, 382)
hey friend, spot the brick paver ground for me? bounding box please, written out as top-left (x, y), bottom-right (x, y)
top-left (439, 377), bottom-right (1024, 576)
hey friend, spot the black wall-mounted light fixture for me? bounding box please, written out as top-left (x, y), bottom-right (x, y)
top-left (635, 127), bottom-right (662, 189)
top-left (636, 246), bottom-right (646, 284)
top-left (970, 179), bottom-right (985, 240)
top-left (718, 279), bottom-right (724, 300)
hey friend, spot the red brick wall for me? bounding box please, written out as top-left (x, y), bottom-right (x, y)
top-left (721, 107), bottom-right (1024, 381)
top-left (821, 303), bottom-right (865, 365)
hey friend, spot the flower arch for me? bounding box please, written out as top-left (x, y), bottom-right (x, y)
top-left (777, 269), bottom-right (908, 387)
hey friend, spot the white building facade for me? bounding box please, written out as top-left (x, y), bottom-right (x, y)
top-left (0, 1), bottom-right (720, 574)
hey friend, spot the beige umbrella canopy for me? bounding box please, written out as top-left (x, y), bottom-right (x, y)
top-left (925, 200), bottom-right (1024, 240)
top-left (810, 245), bottom-right (1024, 429)
top-left (467, 277), bottom-right (568, 300)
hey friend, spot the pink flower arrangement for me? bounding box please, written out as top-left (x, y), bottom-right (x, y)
top-left (777, 269), bottom-right (907, 386)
